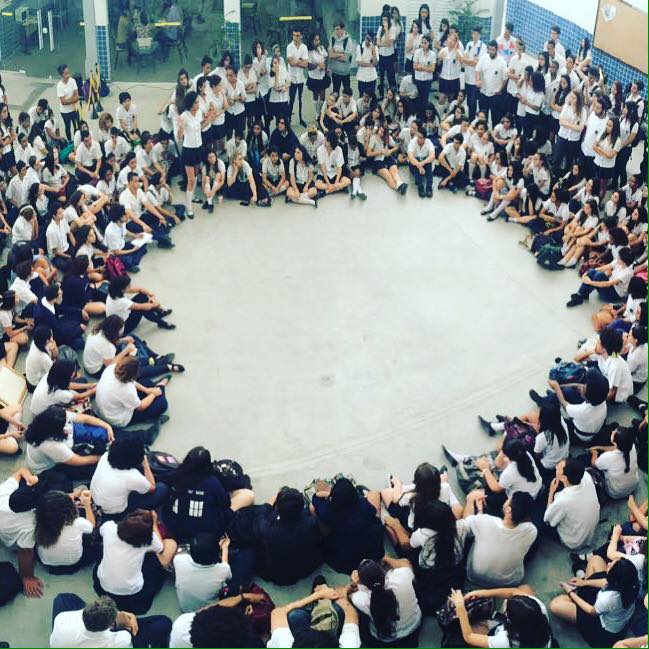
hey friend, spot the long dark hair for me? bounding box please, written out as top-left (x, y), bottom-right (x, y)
top-left (606, 557), bottom-right (640, 607)
top-left (411, 462), bottom-right (441, 519)
top-left (614, 427), bottom-right (635, 473)
top-left (539, 402), bottom-right (567, 448)
top-left (600, 117), bottom-right (621, 145)
top-left (502, 438), bottom-right (537, 483)
top-left (418, 4), bottom-right (431, 32)
top-left (170, 446), bottom-right (215, 489)
top-left (358, 560), bottom-right (399, 638)
top-left (46, 360), bottom-right (76, 394)
top-left (35, 490), bottom-right (78, 547)
top-left (504, 596), bottom-right (551, 647)
top-left (413, 500), bottom-right (456, 570)
top-left (25, 406), bottom-right (68, 446)
top-left (329, 477), bottom-right (359, 518)
top-left (93, 314), bottom-right (124, 344)
top-left (175, 68), bottom-right (189, 115)
top-left (554, 74), bottom-right (571, 107)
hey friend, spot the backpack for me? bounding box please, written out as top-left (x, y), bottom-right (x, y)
top-left (585, 466), bottom-right (608, 505)
top-left (72, 423), bottom-right (110, 456)
top-left (310, 598), bottom-right (340, 633)
top-left (474, 178), bottom-right (492, 200)
top-left (503, 417), bottom-right (537, 452)
top-left (213, 459), bottom-right (252, 491)
top-left (105, 255), bottom-right (127, 282)
top-left (0, 562), bottom-right (21, 607)
top-left (548, 360), bottom-right (587, 385)
top-left (454, 451), bottom-right (499, 494)
top-left (147, 450), bottom-right (180, 482)
top-left (246, 583), bottom-right (275, 637)
top-left (536, 243), bottom-right (563, 270)
top-left (437, 596), bottom-right (494, 630)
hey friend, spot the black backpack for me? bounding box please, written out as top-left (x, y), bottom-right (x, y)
top-left (0, 562), bottom-right (21, 607)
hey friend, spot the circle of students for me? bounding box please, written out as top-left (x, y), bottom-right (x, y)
top-left (0, 4), bottom-right (647, 648)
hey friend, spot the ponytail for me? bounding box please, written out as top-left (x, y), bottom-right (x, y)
top-left (614, 426), bottom-right (635, 473)
top-left (503, 438), bottom-right (537, 483)
top-left (358, 560), bottom-right (399, 638)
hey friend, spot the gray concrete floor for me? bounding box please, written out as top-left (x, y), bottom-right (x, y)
top-left (0, 71), bottom-right (646, 647)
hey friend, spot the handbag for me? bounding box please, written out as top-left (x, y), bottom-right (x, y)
top-left (474, 178), bottom-right (492, 200)
top-left (105, 255), bottom-right (127, 281)
top-left (437, 596), bottom-right (494, 629)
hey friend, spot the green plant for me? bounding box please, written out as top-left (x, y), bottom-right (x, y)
top-left (449, 0), bottom-right (488, 20)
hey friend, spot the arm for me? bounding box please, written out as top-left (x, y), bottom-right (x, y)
top-left (18, 548), bottom-right (43, 598)
top-left (450, 590), bottom-right (490, 648)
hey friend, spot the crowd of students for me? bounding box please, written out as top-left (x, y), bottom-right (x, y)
top-left (0, 4), bottom-right (647, 648)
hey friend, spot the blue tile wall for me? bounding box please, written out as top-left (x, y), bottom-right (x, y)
top-left (96, 25), bottom-right (111, 82)
top-left (224, 21), bottom-right (240, 68)
top-left (506, 0), bottom-right (647, 97)
top-left (360, 16), bottom-right (407, 72)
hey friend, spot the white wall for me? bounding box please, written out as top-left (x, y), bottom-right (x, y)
top-left (524, 0), bottom-right (598, 33)
top-left (359, 0), bottom-right (408, 17)
top-left (224, 0), bottom-right (240, 23)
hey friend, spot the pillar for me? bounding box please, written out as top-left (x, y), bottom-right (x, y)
top-left (83, 0), bottom-right (111, 81)
top-left (224, 0), bottom-right (241, 67)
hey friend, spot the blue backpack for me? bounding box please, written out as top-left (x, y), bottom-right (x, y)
top-left (549, 360), bottom-right (587, 385)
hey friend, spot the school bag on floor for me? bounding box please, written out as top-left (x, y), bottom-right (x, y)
top-left (536, 243), bottom-right (563, 270)
top-left (147, 450), bottom-right (180, 481)
top-left (548, 359), bottom-right (587, 385)
top-left (0, 562), bottom-right (21, 607)
top-left (503, 417), bottom-right (537, 452)
top-left (474, 178), bottom-right (492, 200)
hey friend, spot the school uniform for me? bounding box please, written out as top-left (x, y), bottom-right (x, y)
top-left (180, 111), bottom-right (202, 166)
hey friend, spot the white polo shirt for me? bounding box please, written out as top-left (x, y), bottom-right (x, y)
top-left (413, 48), bottom-right (436, 82)
top-left (317, 144), bottom-right (344, 178)
top-left (46, 218), bottom-right (70, 257)
top-left (286, 41), bottom-right (308, 84)
top-left (57, 77), bottom-right (78, 114)
top-left (476, 54), bottom-right (508, 96)
top-left (119, 186), bottom-right (149, 218)
top-left (75, 141), bottom-right (102, 168)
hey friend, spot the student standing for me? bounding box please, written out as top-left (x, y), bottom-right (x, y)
top-left (286, 30), bottom-right (309, 127)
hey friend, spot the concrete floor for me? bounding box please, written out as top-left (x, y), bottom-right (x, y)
top-left (0, 71), bottom-right (646, 647)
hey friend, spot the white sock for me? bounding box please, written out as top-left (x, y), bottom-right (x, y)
top-left (491, 421), bottom-right (506, 432)
top-left (352, 177), bottom-right (360, 194)
top-left (185, 190), bottom-right (193, 211)
top-left (207, 196), bottom-right (213, 205)
top-left (490, 200), bottom-right (509, 218)
top-left (485, 196), bottom-right (495, 210)
top-left (356, 179), bottom-right (364, 195)
top-left (298, 194), bottom-right (315, 205)
top-left (468, 162), bottom-right (475, 180)
top-left (479, 164), bottom-right (487, 178)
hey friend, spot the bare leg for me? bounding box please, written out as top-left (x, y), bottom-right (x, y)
top-left (230, 488), bottom-right (255, 510)
top-left (550, 594), bottom-right (578, 625)
top-left (157, 538), bottom-right (178, 567)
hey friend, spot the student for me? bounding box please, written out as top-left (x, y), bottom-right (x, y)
top-left (407, 127), bottom-right (435, 197)
top-left (310, 477), bottom-right (383, 574)
top-left (367, 124), bottom-right (408, 194)
top-left (329, 22), bottom-right (354, 95)
top-left (349, 556), bottom-right (422, 645)
top-left (200, 150), bottom-right (225, 213)
top-left (178, 92), bottom-right (207, 218)
top-left (591, 426), bottom-right (639, 499)
top-left (437, 33), bottom-right (464, 108)
top-left (162, 446), bottom-right (254, 543)
top-left (95, 356), bottom-right (169, 429)
top-left (532, 402), bottom-right (570, 480)
top-left (224, 151), bottom-right (270, 206)
top-left (286, 30), bottom-right (308, 127)
top-left (463, 492), bottom-right (538, 587)
top-left (30, 359), bottom-right (95, 416)
top-left (593, 117), bottom-right (622, 199)
top-left (596, 326), bottom-right (635, 403)
top-left (376, 13), bottom-right (397, 98)
top-left (35, 489), bottom-right (98, 573)
top-left (475, 40), bottom-right (508, 126)
top-left (254, 486), bottom-right (323, 585)
top-left (460, 26), bottom-right (486, 119)
top-left (567, 247), bottom-right (636, 307)
top-left (268, 55), bottom-right (290, 127)
top-left (116, 92), bottom-right (139, 141)
top-left (626, 324), bottom-right (648, 392)
top-left (224, 67), bottom-right (247, 138)
top-left (106, 274), bottom-right (175, 334)
top-left (261, 146), bottom-right (289, 197)
top-left (355, 32), bottom-right (378, 98)
top-left (413, 35), bottom-right (436, 116)
top-left (315, 131), bottom-right (351, 195)
top-left (543, 458), bottom-right (600, 550)
top-left (449, 586), bottom-right (552, 648)
top-left (0, 467), bottom-right (43, 597)
top-left (550, 556), bottom-right (639, 647)
top-left (174, 533), bottom-right (231, 612)
top-left (50, 593), bottom-right (172, 648)
top-left (74, 130), bottom-right (102, 184)
top-left (25, 405), bottom-right (110, 478)
top-left (0, 290), bottom-right (32, 348)
top-left (56, 64), bottom-right (80, 141)
top-left (345, 133), bottom-right (367, 200)
top-left (267, 583), bottom-right (362, 648)
top-left (94, 509), bottom-right (177, 614)
top-left (286, 145), bottom-right (318, 207)
top-left (437, 133), bottom-right (468, 192)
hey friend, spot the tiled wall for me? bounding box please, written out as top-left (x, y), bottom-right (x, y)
top-left (0, 14), bottom-right (22, 63)
top-left (506, 0), bottom-right (647, 96)
top-left (360, 16), bottom-right (406, 72)
top-left (95, 24), bottom-right (111, 81)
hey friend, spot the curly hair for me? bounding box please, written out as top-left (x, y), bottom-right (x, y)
top-left (25, 406), bottom-right (68, 446)
top-left (35, 490), bottom-right (78, 547)
top-left (190, 605), bottom-right (259, 648)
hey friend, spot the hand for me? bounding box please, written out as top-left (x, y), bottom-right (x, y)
top-left (143, 225), bottom-right (152, 234)
top-left (219, 534), bottom-right (230, 550)
top-left (125, 343), bottom-right (137, 355)
top-left (449, 589), bottom-right (465, 608)
top-left (243, 592), bottom-right (266, 603)
top-left (315, 586), bottom-right (339, 600)
top-left (464, 590), bottom-right (485, 601)
top-left (79, 490), bottom-right (92, 507)
top-left (152, 387), bottom-right (162, 397)
top-left (568, 577), bottom-right (585, 587)
top-left (475, 456), bottom-right (490, 471)
top-left (105, 425), bottom-right (115, 442)
top-left (23, 576), bottom-right (43, 598)
top-left (582, 276), bottom-right (592, 286)
top-left (549, 477), bottom-right (561, 493)
top-left (611, 524), bottom-right (622, 540)
top-left (118, 611), bottom-right (139, 635)
top-left (561, 581), bottom-right (577, 594)
top-left (547, 378), bottom-right (559, 390)
top-left (81, 309), bottom-right (89, 322)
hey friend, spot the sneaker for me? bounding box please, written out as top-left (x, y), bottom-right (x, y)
top-left (441, 444), bottom-right (464, 468)
top-left (486, 214), bottom-right (498, 222)
top-left (158, 308), bottom-right (173, 317)
top-left (350, 191), bottom-right (356, 199)
top-left (192, 197), bottom-right (203, 204)
top-left (398, 182), bottom-right (408, 195)
top-left (478, 415), bottom-right (497, 436)
top-left (158, 414), bottom-right (171, 425)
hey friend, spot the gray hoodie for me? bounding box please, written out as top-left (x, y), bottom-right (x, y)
top-left (328, 31), bottom-right (355, 75)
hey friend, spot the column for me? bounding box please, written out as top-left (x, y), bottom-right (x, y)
top-left (224, 0), bottom-right (241, 67)
top-left (83, 0), bottom-right (111, 81)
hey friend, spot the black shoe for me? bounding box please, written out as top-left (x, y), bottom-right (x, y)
top-left (426, 188), bottom-right (433, 198)
top-left (130, 265), bottom-right (140, 274)
top-left (158, 308), bottom-right (173, 317)
top-left (316, 190), bottom-right (326, 199)
top-left (208, 204), bottom-right (214, 213)
top-left (486, 214), bottom-right (498, 221)
top-left (566, 295), bottom-right (584, 307)
top-left (187, 211), bottom-right (195, 219)
top-left (529, 389), bottom-right (544, 406)
top-left (192, 197), bottom-right (203, 204)
top-left (398, 182), bottom-right (408, 195)
top-left (495, 414), bottom-right (507, 423)
top-left (158, 414), bottom-right (170, 425)
top-left (448, 185), bottom-right (457, 194)
top-left (299, 119), bottom-right (308, 128)
top-left (441, 444), bottom-right (458, 468)
top-left (157, 238), bottom-right (174, 249)
top-left (628, 394), bottom-right (648, 413)
top-left (358, 192), bottom-right (367, 201)
top-left (157, 321), bottom-right (176, 330)
top-left (418, 186), bottom-right (425, 198)
top-left (202, 201), bottom-right (209, 209)
top-left (156, 353), bottom-right (176, 365)
top-left (480, 207), bottom-right (493, 215)
top-left (478, 415), bottom-right (497, 436)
